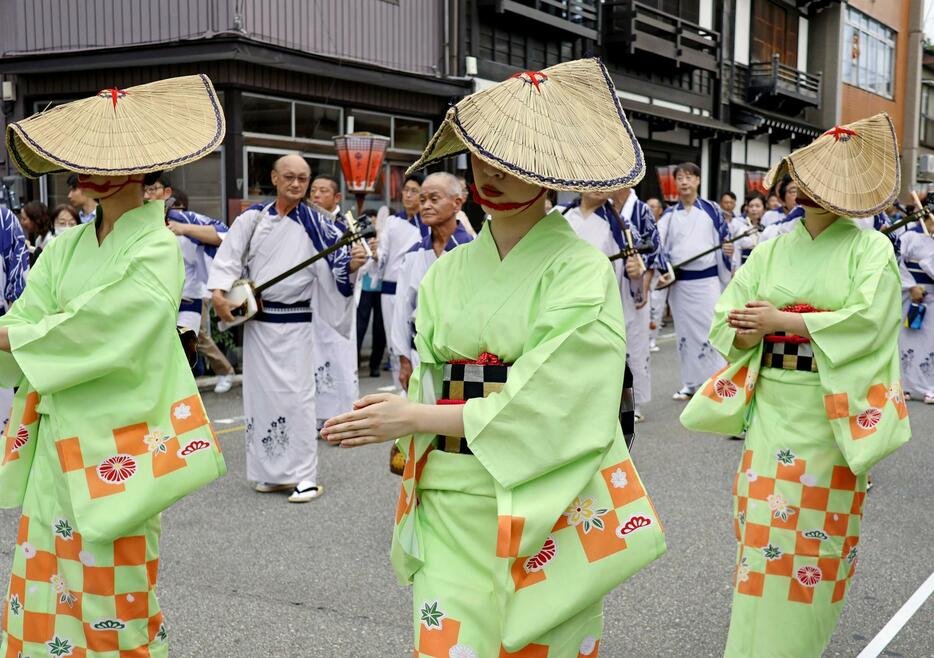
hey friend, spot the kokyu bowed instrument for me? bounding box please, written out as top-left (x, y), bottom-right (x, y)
top-left (218, 211), bottom-right (375, 331)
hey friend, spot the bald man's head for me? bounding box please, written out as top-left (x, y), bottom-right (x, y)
top-left (274, 154), bottom-right (310, 175)
top-left (271, 153), bottom-right (312, 208)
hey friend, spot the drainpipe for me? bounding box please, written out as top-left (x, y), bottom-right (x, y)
top-left (902, 0), bottom-right (924, 199)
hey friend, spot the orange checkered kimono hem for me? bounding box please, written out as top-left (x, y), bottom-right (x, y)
top-left (682, 218), bottom-right (910, 657)
top-left (390, 214), bottom-right (667, 657)
top-left (0, 202), bottom-right (226, 657)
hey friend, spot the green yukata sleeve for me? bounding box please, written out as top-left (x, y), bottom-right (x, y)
top-left (803, 233), bottom-right (910, 474)
top-left (0, 240), bottom-right (61, 387)
top-left (5, 239), bottom-right (182, 397)
top-left (463, 253), bottom-right (627, 490)
top-left (709, 245), bottom-right (762, 362)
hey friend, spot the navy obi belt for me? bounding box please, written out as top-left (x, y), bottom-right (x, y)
top-left (905, 261), bottom-right (933, 285)
top-left (255, 299), bottom-right (312, 324)
top-left (674, 265), bottom-right (718, 281)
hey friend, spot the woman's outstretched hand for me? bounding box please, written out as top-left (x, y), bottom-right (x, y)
top-left (321, 394), bottom-right (417, 448)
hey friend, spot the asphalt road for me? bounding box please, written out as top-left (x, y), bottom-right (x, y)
top-left (1, 333), bottom-right (932, 657)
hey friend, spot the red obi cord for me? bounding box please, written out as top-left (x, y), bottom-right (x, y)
top-left (448, 352), bottom-right (507, 365)
top-left (470, 184), bottom-right (546, 212)
top-left (436, 399), bottom-right (467, 405)
top-left (764, 304), bottom-right (829, 343)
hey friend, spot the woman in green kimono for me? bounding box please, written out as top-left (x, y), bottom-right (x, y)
top-left (323, 58), bottom-right (666, 657)
top-left (681, 113), bottom-right (910, 657)
top-left (0, 76), bottom-right (227, 658)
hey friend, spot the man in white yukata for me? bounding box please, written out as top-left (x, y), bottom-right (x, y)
top-left (391, 172), bottom-right (473, 391)
top-left (209, 155), bottom-right (364, 503)
top-left (378, 174), bottom-right (426, 388)
top-left (560, 193), bottom-right (650, 418)
top-left (659, 162), bottom-right (732, 400)
top-left (308, 174), bottom-right (361, 428)
top-left (611, 187), bottom-right (666, 420)
top-left (144, 178), bottom-right (237, 392)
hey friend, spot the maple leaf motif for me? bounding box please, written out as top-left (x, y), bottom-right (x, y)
top-left (419, 601), bottom-right (445, 629)
top-left (46, 636), bottom-right (73, 657)
top-left (762, 543), bottom-right (783, 561)
top-left (775, 449), bottom-right (796, 465)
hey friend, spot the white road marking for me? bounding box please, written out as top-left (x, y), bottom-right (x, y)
top-left (856, 570), bottom-right (934, 658)
top-left (213, 416), bottom-right (244, 425)
top-left (377, 385), bottom-right (398, 392)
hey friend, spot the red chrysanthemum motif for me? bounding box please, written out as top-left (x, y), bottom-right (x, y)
top-left (523, 536), bottom-right (558, 573)
top-left (855, 407), bottom-right (882, 430)
top-left (97, 454), bottom-right (137, 484)
top-left (616, 514), bottom-right (653, 538)
top-left (179, 439), bottom-right (211, 457)
top-left (796, 565), bottom-right (822, 587)
top-left (11, 425), bottom-right (29, 452)
top-left (715, 379), bottom-right (738, 399)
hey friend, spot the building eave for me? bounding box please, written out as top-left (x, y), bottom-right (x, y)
top-left (0, 35), bottom-right (472, 99)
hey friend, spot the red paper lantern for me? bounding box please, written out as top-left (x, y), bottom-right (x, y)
top-left (333, 132), bottom-right (390, 194)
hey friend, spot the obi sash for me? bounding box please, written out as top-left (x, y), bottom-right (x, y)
top-left (761, 304), bottom-right (827, 373)
top-left (436, 353), bottom-right (510, 454)
top-left (179, 298), bottom-right (201, 314)
top-left (674, 264), bottom-right (719, 281)
top-left (255, 299), bottom-right (312, 324)
top-left (905, 261), bottom-right (933, 285)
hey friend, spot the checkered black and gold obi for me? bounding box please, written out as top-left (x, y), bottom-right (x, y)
top-left (435, 353), bottom-right (510, 455)
top-left (762, 335), bottom-right (818, 372)
top-left (760, 304), bottom-right (827, 373)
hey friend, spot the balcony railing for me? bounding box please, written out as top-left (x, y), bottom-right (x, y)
top-left (478, 0), bottom-right (600, 40)
top-left (746, 54), bottom-right (822, 113)
top-left (603, 0), bottom-right (719, 74)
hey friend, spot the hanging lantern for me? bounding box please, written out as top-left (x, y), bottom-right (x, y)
top-left (333, 131), bottom-right (390, 193)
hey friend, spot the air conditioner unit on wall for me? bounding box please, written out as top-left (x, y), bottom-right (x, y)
top-left (918, 154), bottom-right (934, 182)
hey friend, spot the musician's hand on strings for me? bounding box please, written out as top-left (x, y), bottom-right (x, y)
top-left (321, 394), bottom-right (416, 447)
top-left (349, 243), bottom-right (367, 273)
top-left (722, 242), bottom-right (735, 258)
top-left (657, 271), bottom-right (674, 288)
top-left (625, 256), bottom-right (645, 280)
top-left (399, 356), bottom-right (413, 392)
top-left (211, 289), bottom-right (238, 323)
top-left (910, 285), bottom-right (926, 303)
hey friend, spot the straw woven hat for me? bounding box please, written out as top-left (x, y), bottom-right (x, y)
top-left (764, 113), bottom-right (899, 217)
top-left (407, 58), bottom-right (644, 192)
top-left (6, 74), bottom-right (225, 179)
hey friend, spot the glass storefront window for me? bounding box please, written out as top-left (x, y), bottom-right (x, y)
top-left (243, 94), bottom-right (292, 136)
top-left (352, 111), bottom-right (392, 139)
top-left (392, 117), bottom-right (431, 152)
top-left (295, 103), bottom-right (343, 142)
top-left (42, 150), bottom-right (223, 221)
